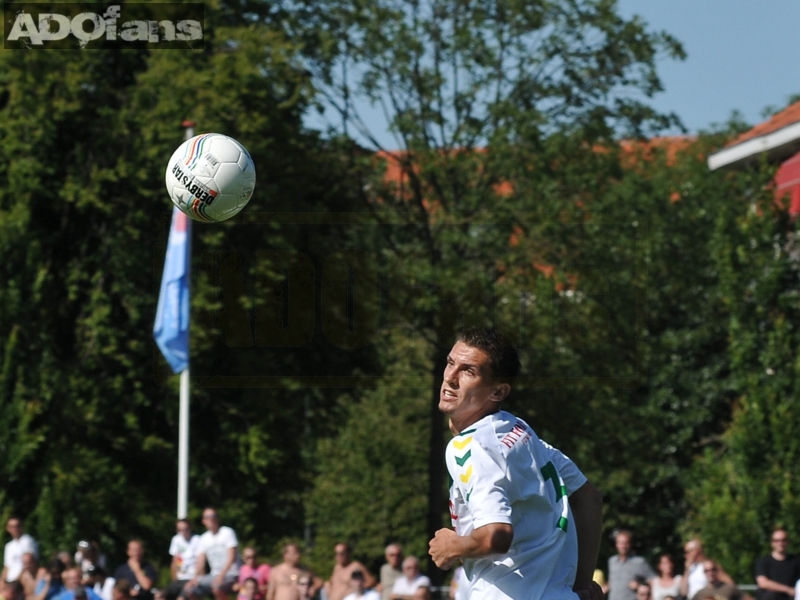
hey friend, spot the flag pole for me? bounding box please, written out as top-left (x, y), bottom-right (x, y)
top-left (177, 121), bottom-right (195, 520)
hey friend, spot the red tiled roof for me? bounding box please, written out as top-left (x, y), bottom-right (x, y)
top-left (726, 100), bottom-right (800, 147)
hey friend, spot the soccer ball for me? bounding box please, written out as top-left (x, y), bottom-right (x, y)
top-left (164, 133), bottom-right (256, 223)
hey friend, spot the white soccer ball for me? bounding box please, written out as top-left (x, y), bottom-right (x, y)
top-left (165, 133), bottom-right (256, 223)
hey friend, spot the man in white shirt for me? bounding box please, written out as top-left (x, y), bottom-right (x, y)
top-left (390, 558), bottom-right (429, 600)
top-left (428, 328), bottom-right (604, 600)
top-left (2, 517), bottom-right (38, 583)
top-left (182, 509), bottom-right (240, 600)
top-left (166, 520), bottom-right (201, 600)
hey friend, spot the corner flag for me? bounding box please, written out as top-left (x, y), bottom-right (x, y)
top-left (154, 207), bottom-right (191, 374)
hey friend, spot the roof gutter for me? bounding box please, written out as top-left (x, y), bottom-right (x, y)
top-left (708, 120), bottom-right (800, 170)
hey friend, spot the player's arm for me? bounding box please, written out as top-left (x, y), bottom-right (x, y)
top-left (568, 481), bottom-right (604, 598)
top-left (170, 555), bottom-right (179, 582)
top-left (429, 522), bottom-right (513, 569)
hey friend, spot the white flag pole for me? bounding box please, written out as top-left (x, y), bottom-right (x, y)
top-left (177, 121), bottom-right (195, 520)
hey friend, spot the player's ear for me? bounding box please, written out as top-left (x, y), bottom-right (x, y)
top-left (491, 383), bottom-right (511, 402)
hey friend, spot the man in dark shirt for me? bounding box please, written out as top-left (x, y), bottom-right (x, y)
top-left (756, 529), bottom-right (800, 600)
top-left (113, 541), bottom-right (157, 600)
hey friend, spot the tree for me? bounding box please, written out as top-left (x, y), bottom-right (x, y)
top-left (682, 158), bottom-right (799, 582)
top-left (304, 0), bottom-right (685, 579)
top-left (0, 19), bottom-right (369, 562)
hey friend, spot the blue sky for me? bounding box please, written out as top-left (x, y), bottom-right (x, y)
top-left (618, 0), bottom-right (800, 134)
top-left (307, 0), bottom-right (800, 148)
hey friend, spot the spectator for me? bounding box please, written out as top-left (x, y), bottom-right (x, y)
top-left (608, 531), bottom-right (655, 600)
top-left (7, 581), bottom-right (25, 600)
top-left (267, 544), bottom-right (320, 600)
top-left (113, 541), bottom-right (156, 600)
top-left (236, 580), bottom-right (257, 600)
top-left (295, 575), bottom-right (312, 600)
top-left (83, 567), bottom-right (113, 600)
top-left (75, 544), bottom-right (105, 578)
top-left (411, 589), bottom-right (429, 600)
top-left (389, 558), bottom-right (429, 600)
top-left (182, 508), bottom-right (239, 600)
top-left (325, 545), bottom-right (375, 600)
top-left (236, 549), bottom-right (269, 600)
top-left (112, 581), bottom-right (132, 600)
top-left (54, 568), bottom-right (102, 600)
top-left (690, 561), bottom-right (741, 600)
top-left (378, 546), bottom-right (402, 600)
top-left (33, 559), bottom-right (66, 600)
top-left (166, 520), bottom-right (201, 600)
top-left (650, 555), bottom-right (681, 600)
top-left (342, 571), bottom-right (379, 600)
top-left (680, 540), bottom-right (733, 600)
top-left (20, 553), bottom-right (38, 599)
top-left (55, 558), bottom-right (72, 574)
top-left (3, 519), bottom-right (38, 584)
top-left (755, 529), bottom-right (800, 600)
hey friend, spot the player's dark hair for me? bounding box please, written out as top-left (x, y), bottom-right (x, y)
top-left (455, 328), bottom-right (520, 384)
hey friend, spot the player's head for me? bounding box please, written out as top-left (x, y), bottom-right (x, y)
top-left (441, 329), bottom-right (519, 431)
top-left (455, 328), bottom-right (520, 385)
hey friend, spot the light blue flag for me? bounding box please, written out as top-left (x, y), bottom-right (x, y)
top-left (154, 208), bottom-right (191, 374)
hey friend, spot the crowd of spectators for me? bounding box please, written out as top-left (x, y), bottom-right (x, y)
top-left (4, 513), bottom-right (799, 600)
top-left (594, 529), bottom-right (800, 600)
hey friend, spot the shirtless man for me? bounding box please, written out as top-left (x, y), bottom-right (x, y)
top-left (325, 544), bottom-right (375, 600)
top-left (267, 545), bottom-right (320, 600)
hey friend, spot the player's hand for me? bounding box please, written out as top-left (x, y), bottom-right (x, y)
top-left (575, 581), bottom-right (604, 600)
top-left (428, 529), bottom-right (458, 570)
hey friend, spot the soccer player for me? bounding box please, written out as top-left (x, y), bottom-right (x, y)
top-left (428, 328), bottom-right (604, 600)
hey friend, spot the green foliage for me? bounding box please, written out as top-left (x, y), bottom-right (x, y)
top-left (682, 168), bottom-right (800, 581)
top-left (305, 333), bottom-right (431, 576)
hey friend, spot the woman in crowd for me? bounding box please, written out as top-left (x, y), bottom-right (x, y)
top-left (651, 555), bottom-right (682, 600)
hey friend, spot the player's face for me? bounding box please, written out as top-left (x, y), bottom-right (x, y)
top-left (440, 342), bottom-right (506, 431)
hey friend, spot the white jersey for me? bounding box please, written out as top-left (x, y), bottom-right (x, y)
top-left (446, 411), bottom-right (587, 600)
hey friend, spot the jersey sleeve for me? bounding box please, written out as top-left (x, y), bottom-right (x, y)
top-left (458, 440), bottom-right (512, 529)
top-left (169, 537), bottom-right (179, 557)
top-left (540, 439), bottom-right (587, 495)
